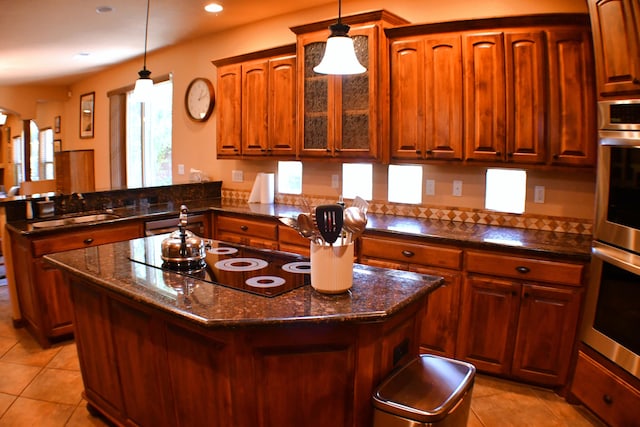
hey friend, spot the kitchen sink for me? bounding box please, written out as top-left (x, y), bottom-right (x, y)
top-left (31, 213), bottom-right (120, 228)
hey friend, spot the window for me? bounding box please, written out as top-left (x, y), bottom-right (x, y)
top-left (28, 120), bottom-right (39, 180)
top-left (388, 164), bottom-right (422, 204)
top-left (342, 163), bottom-right (372, 200)
top-left (39, 128), bottom-right (55, 180)
top-left (277, 161), bottom-right (302, 194)
top-left (13, 135), bottom-right (24, 186)
top-left (485, 168), bottom-right (527, 214)
top-left (126, 80), bottom-right (173, 188)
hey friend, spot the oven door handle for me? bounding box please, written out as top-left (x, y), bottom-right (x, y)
top-left (592, 241), bottom-right (640, 276)
top-left (599, 129), bottom-right (640, 145)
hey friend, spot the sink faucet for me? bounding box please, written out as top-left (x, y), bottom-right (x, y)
top-left (72, 192), bottom-right (86, 212)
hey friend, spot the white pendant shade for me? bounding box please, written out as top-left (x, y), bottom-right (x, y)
top-left (0, 112), bottom-right (7, 125)
top-left (313, 36), bottom-right (366, 75)
top-left (133, 75), bottom-right (153, 103)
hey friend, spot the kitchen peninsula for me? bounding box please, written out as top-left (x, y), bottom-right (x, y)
top-left (44, 234), bottom-right (442, 427)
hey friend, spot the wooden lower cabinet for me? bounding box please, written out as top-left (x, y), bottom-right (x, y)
top-left (278, 224), bottom-right (310, 256)
top-left (213, 213), bottom-right (278, 249)
top-left (359, 235), bottom-right (463, 358)
top-left (360, 234), bottom-right (587, 389)
top-left (8, 220), bottom-right (143, 347)
top-left (458, 250), bottom-right (585, 388)
top-left (570, 345), bottom-right (640, 427)
top-left (68, 274), bottom-right (425, 427)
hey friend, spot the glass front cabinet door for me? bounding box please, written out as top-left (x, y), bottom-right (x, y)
top-left (292, 11), bottom-right (409, 162)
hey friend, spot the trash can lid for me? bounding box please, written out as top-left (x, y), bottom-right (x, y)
top-left (372, 355), bottom-right (476, 423)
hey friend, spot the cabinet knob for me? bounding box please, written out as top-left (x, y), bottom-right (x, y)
top-left (495, 151), bottom-right (501, 156)
top-left (515, 266), bottom-right (530, 274)
top-left (83, 238), bottom-right (94, 245)
top-left (401, 250), bottom-right (415, 258)
top-left (416, 150), bottom-right (422, 154)
top-left (240, 225), bottom-right (248, 231)
top-left (553, 154), bottom-right (559, 159)
top-left (633, 78), bottom-right (640, 85)
top-left (425, 150), bottom-right (433, 155)
top-left (603, 394), bottom-right (613, 405)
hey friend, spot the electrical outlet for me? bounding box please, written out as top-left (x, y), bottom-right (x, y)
top-left (534, 186), bottom-right (545, 203)
top-left (178, 164), bottom-right (185, 175)
top-left (426, 179), bottom-right (435, 196)
top-left (232, 170), bottom-right (243, 182)
top-left (331, 174), bottom-right (339, 189)
top-left (452, 180), bottom-right (463, 197)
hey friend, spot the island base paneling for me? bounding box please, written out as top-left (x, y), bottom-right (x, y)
top-left (67, 273), bottom-right (426, 427)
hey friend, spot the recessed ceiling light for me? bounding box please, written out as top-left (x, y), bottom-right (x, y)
top-left (204, 3), bottom-right (223, 13)
top-left (96, 6), bottom-right (113, 14)
top-left (74, 52), bottom-right (91, 59)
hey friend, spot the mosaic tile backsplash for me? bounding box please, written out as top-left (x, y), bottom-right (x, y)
top-left (222, 189), bottom-right (593, 236)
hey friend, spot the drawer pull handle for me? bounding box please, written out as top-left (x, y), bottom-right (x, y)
top-left (240, 225), bottom-right (248, 231)
top-left (401, 250), bottom-right (415, 258)
top-left (83, 238), bottom-right (94, 245)
top-left (603, 394), bottom-right (613, 405)
top-left (515, 266), bottom-right (530, 274)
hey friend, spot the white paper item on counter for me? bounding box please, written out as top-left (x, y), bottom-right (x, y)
top-left (248, 173), bottom-right (275, 204)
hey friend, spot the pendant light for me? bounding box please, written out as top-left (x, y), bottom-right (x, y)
top-left (133, 0), bottom-right (153, 103)
top-left (313, 0), bottom-right (366, 75)
top-left (0, 112), bottom-right (7, 126)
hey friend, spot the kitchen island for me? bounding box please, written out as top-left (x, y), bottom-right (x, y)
top-left (44, 234), bottom-right (442, 427)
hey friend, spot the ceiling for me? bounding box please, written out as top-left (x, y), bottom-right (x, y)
top-left (0, 0), bottom-right (334, 86)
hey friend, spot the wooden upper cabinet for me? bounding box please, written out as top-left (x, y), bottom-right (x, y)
top-left (505, 31), bottom-right (547, 164)
top-left (390, 35), bottom-right (463, 161)
top-left (242, 60), bottom-right (269, 155)
top-left (547, 28), bottom-right (597, 167)
top-left (213, 45), bottom-right (297, 159)
top-left (292, 11), bottom-right (409, 161)
top-left (242, 55), bottom-right (297, 156)
top-left (268, 56), bottom-right (297, 155)
top-left (588, 0), bottom-right (640, 97)
top-left (463, 32), bottom-right (506, 162)
top-left (216, 64), bottom-right (242, 156)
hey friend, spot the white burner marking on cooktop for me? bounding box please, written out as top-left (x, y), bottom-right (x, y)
top-left (281, 261), bottom-right (311, 274)
top-left (214, 258), bottom-right (268, 272)
top-left (207, 247), bottom-right (239, 255)
top-left (245, 276), bottom-right (286, 288)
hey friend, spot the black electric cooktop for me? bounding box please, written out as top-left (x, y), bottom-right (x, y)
top-left (129, 235), bottom-right (311, 297)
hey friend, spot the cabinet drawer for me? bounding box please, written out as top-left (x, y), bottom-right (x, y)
top-left (31, 221), bottom-right (142, 257)
top-left (360, 237), bottom-right (462, 270)
top-left (571, 350), bottom-right (640, 427)
top-left (278, 225), bottom-right (309, 247)
top-left (215, 215), bottom-right (277, 241)
top-left (465, 250), bottom-right (584, 286)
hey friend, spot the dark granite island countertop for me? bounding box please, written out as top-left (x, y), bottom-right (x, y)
top-left (44, 236), bottom-right (441, 427)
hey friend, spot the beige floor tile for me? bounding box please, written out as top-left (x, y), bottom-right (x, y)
top-left (0, 336), bottom-right (17, 359)
top-left (0, 397), bottom-right (75, 427)
top-left (0, 393), bottom-right (17, 418)
top-left (1, 335), bottom-right (61, 367)
top-left (47, 343), bottom-right (80, 371)
top-left (21, 368), bottom-right (84, 406)
top-left (0, 361), bottom-right (41, 395)
top-left (530, 387), bottom-right (607, 427)
top-left (65, 402), bottom-right (111, 427)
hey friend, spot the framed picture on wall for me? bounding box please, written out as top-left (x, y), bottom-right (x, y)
top-left (54, 115), bottom-right (61, 133)
top-left (79, 92), bottom-right (95, 139)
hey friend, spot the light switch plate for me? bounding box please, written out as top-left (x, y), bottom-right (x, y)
top-left (534, 186), bottom-right (545, 203)
top-left (452, 180), bottom-right (463, 197)
top-left (426, 179), bottom-right (435, 196)
top-left (178, 164), bottom-right (185, 175)
top-left (232, 170), bottom-right (243, 182)
top-left (331, 174), bottom-right (339, 189)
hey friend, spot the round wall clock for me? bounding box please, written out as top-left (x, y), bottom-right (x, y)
top-left (185, 77), bottom-right (215, 122)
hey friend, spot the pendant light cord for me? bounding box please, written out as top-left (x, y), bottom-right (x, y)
top-left (142, 0), bottom-right (150, 71)
top-left (337, 0), bottom-right (342, 24)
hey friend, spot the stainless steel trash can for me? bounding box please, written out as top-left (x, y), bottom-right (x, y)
top-left (372, 355), bottom-right (476, 427)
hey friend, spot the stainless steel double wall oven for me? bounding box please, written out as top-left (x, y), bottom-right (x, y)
top-left (582, 100), bottom-right (640, 380)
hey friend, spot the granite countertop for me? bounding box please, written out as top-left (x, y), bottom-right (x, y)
top-left (8, 198), bottom-right (592, 261)
top-left (43, 236), bottom-right (442, 328)
top-left (210, 202), bottom-right (593, 261)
